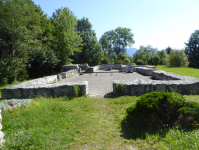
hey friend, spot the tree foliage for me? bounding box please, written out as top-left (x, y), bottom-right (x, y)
top-left (51, 7), bottom-right (83, 67)
top-left (0, 0), bottom-right (45, 83)
top-left (185, 30), bottom-right (199, 68)
top-left (165, 46), bottom-right (172, 54)
top-left (101, 27), bottom-right (135, 55)
top-left (169, 50), bottom-right (189, 67)
top-left (73, 17), bottom-right (104, 66)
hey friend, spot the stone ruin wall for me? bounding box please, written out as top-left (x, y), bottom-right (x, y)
top-left (86, 64), bottom-right (123, 73)
top-left (113, 67), bottom-right (199, 95)
top-left (0, 110), bottom-right (4, 148)
top-left (1, 69), bottom-right (87, 99)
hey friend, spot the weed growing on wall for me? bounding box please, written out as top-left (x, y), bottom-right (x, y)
top-left (115, 83), bottom-right (125, 96)
top-left (73, 85), bottom-right (80, 97)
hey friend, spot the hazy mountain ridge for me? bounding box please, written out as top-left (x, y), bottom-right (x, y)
top-left (126, 48), bottom-right (137, 57)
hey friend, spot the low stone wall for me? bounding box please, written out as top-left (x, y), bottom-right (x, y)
top-left (113, 67), bottom-right (199, 95)
top-left (1, 68), bottom-right (86, 99)
top-left (57, 69), bottom-right (79, 81)
top-left (122, 66), bottom-right (128, 72)
top-left (135, 67), bottom-right (157, 76)
top-left (86, 64), bottom-right (123, 73)
top-left (1, 81), bottom-right (88, 99)
top-left (0, 109), bottom-right (4, 148)
top-left (79, 64), bottom-right (89, 70)
top-left (22, 75), bottom-right (58, 84)
top-left (62, 65), bottom-right (79, 72)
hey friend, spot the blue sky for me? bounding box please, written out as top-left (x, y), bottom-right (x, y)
top-left (33, 0), bottom-right (199, 50)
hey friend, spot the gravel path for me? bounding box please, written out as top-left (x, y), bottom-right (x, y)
top-left (60, 71), bottom-right (152, 96)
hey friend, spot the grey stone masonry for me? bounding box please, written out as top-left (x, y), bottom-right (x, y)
top-left (1, 68), bottom-right (86, 99)
top-left (62, 65), bottom-right (79, 72)
top-left (86, 64), bottom-right (123, 73)
top-left (113, 67), bottom-right (199, 95)
top-left (0, 109), bottom-right (4, 148)
top-left (78, 64), bottom-right (90, 70)
top-left (1, 81), bottom-right (88, 99)
top-left (57, 69), bottom-right (79, 81)
top-left (128, 64), bottom-right (132, 72)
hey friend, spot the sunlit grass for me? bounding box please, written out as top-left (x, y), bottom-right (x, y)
top-left (156, 66), bottom-right (199, 78)
top-left (1, 67), bottom-right (199, 149)
top-left (1, 94), bottom-right (199, 149)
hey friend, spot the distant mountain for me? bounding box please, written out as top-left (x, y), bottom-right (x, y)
top-left (126, 48), bottom-right (137, 57)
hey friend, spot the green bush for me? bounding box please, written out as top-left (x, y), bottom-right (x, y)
top-left (131, 63), bottom-right (136, 66)
top-left (115, 83), bottom-right (125, 96)
top-left (117, 60), bottom-right (124, 64)
top-left (73, 85), bottom-right (80, 97)
top-left (136, 59), bottom-right (144, 65)
top-left (126, 92), bottom-right (187, 130)
top-left (179, 101), bottom-right (199, 128)
top-left (124, 58), bottom-right (130, 65)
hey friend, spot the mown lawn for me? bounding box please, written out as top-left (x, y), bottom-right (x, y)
top-left (156, 66), bottom-right (199, 78)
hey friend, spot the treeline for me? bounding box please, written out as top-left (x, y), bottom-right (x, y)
top-left (133, 29), bottom-right (199, 68)
top-left (0, 0), bottom-right (136, 85)
top-left (132, 46), bottom-right (189, 67)
top-left (0, 0), bottom-right (199, 85)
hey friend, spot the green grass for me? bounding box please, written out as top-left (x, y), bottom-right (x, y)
top-left (156, 66), bottom-right (199, 78)
top-left (1, 67), bottom-right (199, 149)
top-left (1, 94), bottom-right (199, 149)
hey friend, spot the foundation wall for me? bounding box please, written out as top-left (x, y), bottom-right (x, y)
top-left (113, 67), bottom-right (199, 95)
top-left (1, 81), bottom-right (88, 99)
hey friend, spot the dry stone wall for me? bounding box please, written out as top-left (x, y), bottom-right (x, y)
top-left (1, 68), bottom-right (87, 99)
top-left (1, 81), bottom-right (88, 99)
top-left (113, 66), bottom-right (199, 95)
top-left (0, 110), bottom-right (4, 148)
top-left (86, 64), bottom-right (123, 73)
top-left (62, 65), bottom-right (79, 72)
top-left (57, 69), bottom-right (79, 81)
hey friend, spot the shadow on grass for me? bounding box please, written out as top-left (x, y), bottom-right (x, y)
top-left (120, 115), bottom-right (171, 140)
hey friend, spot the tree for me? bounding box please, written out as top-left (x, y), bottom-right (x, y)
top-left (0, 0), bottom-right (45, 83)
top-left (157, 50), bottom-right (167, 65)
top-left (101, 27), bottom-right (135, 55)
top-left (51, 7), bottom-right (83, 67)
top-left (165, 46), bottom-right (172, 54)
top-left (99, 36), bottom-right (109, 56)
top-left (113, 27), bottom-right (135, 54)
top-left (185, 30), bottom-right (199, 68)
top-left (73, 17), bottom-right (104, 66)
top-left (169, 50), bottom-right (189, 67)
top-left (117, 51), bottom-right (129, 61)
top-left (133, 45), bottom-right (159, 65)
top-left (100, 30), bottom-right (115, 58)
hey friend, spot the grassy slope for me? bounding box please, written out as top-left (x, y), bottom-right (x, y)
top-left (156, 66), bottom-right (199, 78)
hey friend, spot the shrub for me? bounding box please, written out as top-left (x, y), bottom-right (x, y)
top-left (126, 92), bottom-right (187, 130)
top-left (179, 101), bottom-right (199, 128)
top-left (73, 85), bottom-right (80, 97)
top-left (136, 59), bottom-right (144, 65)
top-left (169, 50), bottom-right (189, 67)
top-left (131, 63), bottom-right (136, 66)
top-left (115, 83), bottom-right (125, 96)
top-left (117, 60), bottom-right (124, 64)
top-left (124, 58), bottom-right (130, 65)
